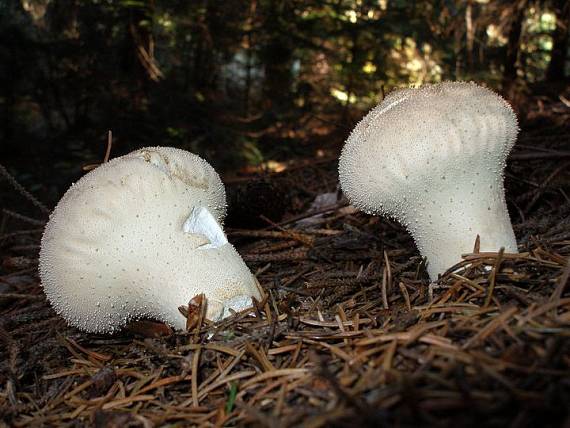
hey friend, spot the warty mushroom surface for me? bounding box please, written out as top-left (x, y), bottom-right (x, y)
top-left (338, 81), bottom-right (519, 279)
top-left (40, 146), bottom-right (261, 333)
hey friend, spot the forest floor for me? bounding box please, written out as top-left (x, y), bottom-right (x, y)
top-left (0, 95), bottom-right (569, 427)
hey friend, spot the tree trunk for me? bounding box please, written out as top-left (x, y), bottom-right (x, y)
top-left (546, 0), bottom-right (569, 81)
top-left (243, 0), bottom-right (257, 116)
top-left (465, 0), bottom-right (474, 71)
top-left (502, 1), bottom-right (527, 92)
top-left (260, 0), bottom-right (293, 116)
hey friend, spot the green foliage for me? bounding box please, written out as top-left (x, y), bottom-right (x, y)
top-left (241, 140), bottom-right (265, 167)
top-left (225, 382), bottom-right (238, 413)
top-left (0, 0), bottom-right (564, 169)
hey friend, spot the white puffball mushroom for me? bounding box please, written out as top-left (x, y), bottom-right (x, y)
top-left (339, 81), bottom-right (519, 280)
top-left (40, 146), bottom-right (261, 333)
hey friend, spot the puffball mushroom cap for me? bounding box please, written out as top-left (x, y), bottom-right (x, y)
top-left (339, 82), bottom-right (518, 279)
top-left (40, 147), bottom-right (261, 333)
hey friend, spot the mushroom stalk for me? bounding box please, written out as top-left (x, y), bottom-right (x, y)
top-left (405, 177), bottom-right (517, 278)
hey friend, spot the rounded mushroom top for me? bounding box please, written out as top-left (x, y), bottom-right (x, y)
top-left (119, 146), bottom-right (227, 221)
top-left (39, 147), bottom-right (259, 333)
top-left (338, 81), bottom-right (518, 219)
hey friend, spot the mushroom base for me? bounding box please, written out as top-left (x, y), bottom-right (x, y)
top-left (406, 186), bottom-right (518, 280)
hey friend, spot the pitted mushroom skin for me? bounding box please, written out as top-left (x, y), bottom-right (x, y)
top-left (339, 82), bottom-right (519, 279)
top-left (40, 147), bottom-right (260, 333)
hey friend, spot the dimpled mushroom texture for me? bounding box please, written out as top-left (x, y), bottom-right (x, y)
top-left (39, 147), bottom-right (261, 333)
top-left (339, 82), bottom-right (519, 280)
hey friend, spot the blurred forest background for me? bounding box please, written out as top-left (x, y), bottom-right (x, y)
top-left (0, 0), bottom-right (568, 203)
